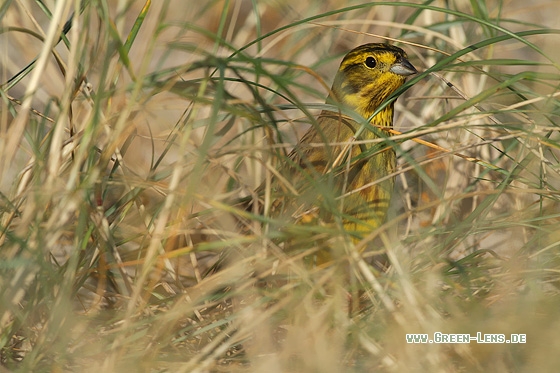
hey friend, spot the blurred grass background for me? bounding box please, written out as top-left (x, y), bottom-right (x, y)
top-left (1, 0), bottom-right (560, 372)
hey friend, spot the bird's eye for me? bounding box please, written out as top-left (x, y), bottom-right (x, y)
top-left (365, 56), bottom-right (377, 68)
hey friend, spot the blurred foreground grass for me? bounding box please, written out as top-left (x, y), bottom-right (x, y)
top-left (1, 1), bottom-right (560, 372)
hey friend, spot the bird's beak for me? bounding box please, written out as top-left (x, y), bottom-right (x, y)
top-left (390, 58), bottom-right (418, 76)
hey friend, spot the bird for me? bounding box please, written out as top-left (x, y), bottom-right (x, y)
top-left (250, 43), bottom-right (418, 266)
top-left (199, 43), bottom-right (417, 277)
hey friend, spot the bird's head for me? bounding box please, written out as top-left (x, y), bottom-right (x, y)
top-left (330, 43), bottom-right (417, 121)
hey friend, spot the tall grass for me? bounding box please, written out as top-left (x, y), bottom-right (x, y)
top-left (1, 0), bottom-right (560, 372)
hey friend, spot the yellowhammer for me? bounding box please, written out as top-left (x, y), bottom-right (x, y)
top-left (254, 43), bottom-right (417, 264)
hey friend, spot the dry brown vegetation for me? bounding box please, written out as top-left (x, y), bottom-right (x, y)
top-left (1, 0), bottom-right (560, 372)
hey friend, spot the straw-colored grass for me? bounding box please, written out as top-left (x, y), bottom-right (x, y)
top-left (1, 1), bottom-right (560, 372)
